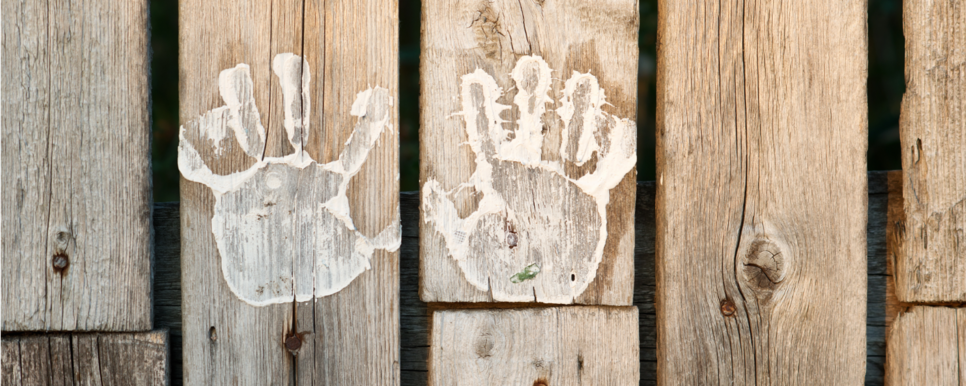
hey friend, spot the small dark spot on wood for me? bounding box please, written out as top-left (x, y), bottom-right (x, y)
top-left (570, 273), bottom-right (576, 281)
top-left (535, 0), bottom-right (546, 5)
top-left (915, 138), bottom-right (923, 164)
top-left (720, 298), bottom-right (736, 317)
top-left (209, 326), bottom-right (217, 342)
top-left (577, 354), bottom-right (584, 371)
top-left (533, 378), bottom-right (548, 386)
top-left (507, 232), bottom-right (518, 248)
top-left (475, 334), bottom-right (494, 358)
top-left (51, 252), bottom-right (69, 274)
top-left (285, 332), bottom-right (303, 355)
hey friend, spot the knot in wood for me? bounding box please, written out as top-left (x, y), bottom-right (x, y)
top-left (739, 238), bottom-right (786, 295)
top-left (533, 379), bottom-right (549, 386)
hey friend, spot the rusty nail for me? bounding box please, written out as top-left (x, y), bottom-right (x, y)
top-left (506, 232), bottom-right (518, 248)
top-left (720, 298), bottom-right (737, 317)
top-left (285, 333), bottom-right (303, 355)
top-left (52, 252), bottom-right (69, 272)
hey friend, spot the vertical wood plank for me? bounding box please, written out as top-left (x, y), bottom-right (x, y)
top-left (419, 0), bottom-right (639, 305)
top-left (178, 0), bottom-right (399, 383)
top-left (430, 307), bottom-right (639, 385)
top-left (885, 307), bottom-right (965, 385)
top-left (2, 0), bottom-right (152, 331)
top-left (897, 0), bottom-right (966, 303)
top-left (0, 332), bottom-right (169, 386)
top-left (656, 0), bottom-right (868, 384)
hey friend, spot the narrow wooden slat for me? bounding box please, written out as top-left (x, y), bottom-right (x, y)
top-left (430, 307), bottom-right (639, 385)
top-left (2, 0), bottom-right (152, 332)
top-left (178, 0), bottom-right (399, 383)
top-left (656, 0), bottom-right (868, 383)
top-left (419, 0), bottom-right (639, 305)
top-left (0, 332), bottom-right (168, 385)
top-left (154, 172), bottom-right (896, 385)
top-left (897, 0), bottom-right (966, 303)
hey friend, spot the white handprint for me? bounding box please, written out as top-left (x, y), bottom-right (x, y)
top-left (422, 56), bottom-right (636, 303)
top-left (179, 53), bottom-right (399, 306)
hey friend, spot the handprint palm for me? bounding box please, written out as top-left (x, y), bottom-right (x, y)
top-left (179, 54), bottom-right (398, 306)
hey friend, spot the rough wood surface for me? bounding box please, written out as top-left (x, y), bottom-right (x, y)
top-left (0, 331), bottom-right (169, 385)
top-left (430, 307), bottom-right (639, 385)
top-left (885, 307), bottom-right (966, 385)
top-left (178, 0), bottom-right (399, 384)
top-left (897, 0), bottom-right (966, 303)
top-left (154, 172), bottom-right (896, 385)
top-left (1, 0), bottom-right (152, 331)
top-left (419, 0), bottom-right (639, 305)
top-left (656, 0), bottom-right (869, 383)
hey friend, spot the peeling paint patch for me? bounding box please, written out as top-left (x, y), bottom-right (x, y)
top-left (178, 54), bottom-right (399, 306)
top-left (421, 56), bottom-right (636, 303)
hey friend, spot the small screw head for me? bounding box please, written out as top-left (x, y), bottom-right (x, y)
top-left (52, 253), bottom-right (69, 272)
top-left (506, 232), bottom-right (518, 248)
top-left (720, 298), bottom-right (737, 317)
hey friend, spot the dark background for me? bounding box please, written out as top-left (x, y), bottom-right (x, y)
top-left (150, 0), bottom-right (904, 202)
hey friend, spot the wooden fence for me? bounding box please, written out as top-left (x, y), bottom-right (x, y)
top-left (3, 0), bottom-right (965, 385)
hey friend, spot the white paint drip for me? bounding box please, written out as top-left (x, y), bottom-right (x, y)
top-left (178, 54), bottom-right (399, 306)
top-left (422, 56), bottom-right (636, 303)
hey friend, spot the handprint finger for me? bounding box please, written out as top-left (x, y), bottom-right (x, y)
top-left (219, 64), bottom-right (266, 159)
top-left (458, 69), bottom-right (509, 161)
top-left (337, 87), bottom-right (392, 176)
top-left (558, 71), bottom-right (606, 166)
top-left (272, 54), bottom-right (310, 155)
top-left (501, 56), bottom-right (553, 165)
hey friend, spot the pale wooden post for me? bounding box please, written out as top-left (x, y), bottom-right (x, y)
top-left (656, 0), bottom-right (868, 383)
top-left (178, 0), bottom-right (399, 383)
top-left (1, 0), bottom-right (153, 331)
top-left (896, 0), bottom-right (966, 303)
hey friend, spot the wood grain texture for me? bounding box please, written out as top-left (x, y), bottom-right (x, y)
top-left (419, 0), bottom-right (639, 305)
top-left (178, 0), bottom-right (399, 384)
top-left (430, 307), bottom-right (639, 385)
top-left (1, 0), bottom-right (152, 331)
top-left (0, 331), bottom-right (169, 385)
top-left (897, 0), bottom-right (966, 303)
top-left (656, 0), bottom-right (869, 384)
top-left (154, 172), bottom-right (896, 385)
top-left (885, 306), bottom-right (966, 385)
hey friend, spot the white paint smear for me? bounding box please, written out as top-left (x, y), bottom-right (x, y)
top-left (422, 56), bottom-right (636, 303)
top-left (178, 54), bottom-right (399, 306)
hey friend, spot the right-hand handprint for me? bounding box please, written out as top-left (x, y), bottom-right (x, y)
top-left (422, 56), bottom-right (636, 303)
top-left (179, 53), bottom-right (399, 306)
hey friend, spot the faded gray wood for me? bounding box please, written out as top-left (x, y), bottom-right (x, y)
top-left (419, 0), bottom-right (639, 305)
top-left (656, 0), bottom-right (869, 383)
top-left (431, 307), bottom-right (639, 385)
top-left (885, 307), bottom-right (966, 385)
top-left (1, 0), bottom-right (152, 331)
top-left (897, 0), bottom-right (966, 303)
top-left (0, 331), bottom-right (169, 385)
top-left (178, 0), bottom-right (399, 384)
top-left (154, 171), bottom-right (896, 385)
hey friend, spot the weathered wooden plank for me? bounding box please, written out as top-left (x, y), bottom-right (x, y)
top-left (1, 0), bottom-right (152, 331)
top-left (885, 307), bottom-right (966, 385)
top-left (0, 331), bottom-right (169, 385)
top-left (419, 0), bottom-right (639, 305)
top-left (430, 307), bottom-right (639, 385)
top-left (178, 0), bottom-right (399, 383)
top-left (897, 0), bottom-right (966, 303)
top-left (154, 172), bottom-right (895, 385)
top-left (656, 0), bottom-right (868, 383)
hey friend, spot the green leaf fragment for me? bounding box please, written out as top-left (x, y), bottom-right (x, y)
top-left (509, 264), bottom-right (541, 283)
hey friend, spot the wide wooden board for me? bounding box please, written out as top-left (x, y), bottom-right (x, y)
top-left (418, 0), bottom-right (639, 305)
top-left (430, 307), bottom-right (639, 385)
top-left (885, 306), bottom-right (966, 385)
top-left (656, 0), bottom-right (869, 384)
top-left (897, 0), bottom-right (966, 303)
top-left (1, 0), bottom-right (152, 331)
top-left (1, 331), bottom-right (169, 385)
top-left (178, 0), bottom-right (399, 383)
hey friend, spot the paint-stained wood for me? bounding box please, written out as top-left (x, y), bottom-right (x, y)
top-left (178, 0), bottom-right (399, 384)
top-left (154, 172), bottom-right (897, 385)
top-left (1, 0), bottom-right (152, 331)
top-left (0, 331), bottom-right (169, 385)
top-left (885, 307), bottom-right (966, 385)
top-left (656, 0), bottom-right (868, 383)
top-left (419, 0), bottom-right (639, 305)
top-left (897, 0), bottom-right (966, 303)
top-left (430, 307), bottom-right (639, 385)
